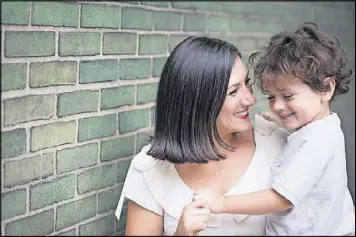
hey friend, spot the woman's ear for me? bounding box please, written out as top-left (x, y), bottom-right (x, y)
top-left (322, 77), bottom-right (336, 102)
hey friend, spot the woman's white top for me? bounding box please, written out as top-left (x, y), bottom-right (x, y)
top-left (115, 115), bottom-right (288, 235)
top-left (267, 113), bottom-right (355, 235)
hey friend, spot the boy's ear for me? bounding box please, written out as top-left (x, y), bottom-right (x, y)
top-left (322, 77), bottom-right (335, 102)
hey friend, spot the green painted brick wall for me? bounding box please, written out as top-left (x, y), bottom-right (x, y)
top-left (5, 31), bottom-right (55, 57)
top-left (103, 32), bottom-right (137, 55)
top-left (57, 90), bottom-right (99, 117)
top-left (1, 189), bottom-right (26, 219)
top-left (30, 174), bottom-right (75, 210)
top-left (59, 32), bottom-right (101, 56)
top-left (29, 61), bottom-right (77, 88)
top-left (119, 58), bottom-right (151, 80)
top-left (32, 2), bottom-right (78, 27)
top-left (1, 63), bottom-right (27, 91)
top-left (1, 1), bottom-right (354, 236)
top-left (56, 143), bottom-right (98, 174)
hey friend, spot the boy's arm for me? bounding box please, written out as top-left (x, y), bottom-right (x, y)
top-left (194, 188), bottom-right (293, 215)
top-left (222, 188), bottom-right (293, 215)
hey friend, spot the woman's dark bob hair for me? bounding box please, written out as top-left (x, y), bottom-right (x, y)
top-left (147, 36), bottom-right (241, 164)
top-left (249, 21), bottom-right (352, 101)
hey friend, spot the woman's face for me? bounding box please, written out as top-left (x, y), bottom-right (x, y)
top-left (216, 57), bottom-right (256, 137)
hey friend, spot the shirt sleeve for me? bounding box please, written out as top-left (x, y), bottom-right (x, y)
top-left (271, 137), bottom-right (333, 205)
top-left (120, 162), bottom-right (163, 216)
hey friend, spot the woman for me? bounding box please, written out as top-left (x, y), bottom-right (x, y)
top-left (115, 36), bottom-right (288, 235)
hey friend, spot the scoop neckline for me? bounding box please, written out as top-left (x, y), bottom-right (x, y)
top-left (169, 140), bottom-right (261, 196)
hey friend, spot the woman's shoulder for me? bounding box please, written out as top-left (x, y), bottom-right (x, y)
top-left (124, 144), bottom-right (193, 219)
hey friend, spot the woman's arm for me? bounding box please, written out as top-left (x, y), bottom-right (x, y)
top-left (125, 200), bottom-right (164, 236)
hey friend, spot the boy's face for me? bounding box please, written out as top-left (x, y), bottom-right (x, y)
top-left (263, 74), bottom-right (330, 130)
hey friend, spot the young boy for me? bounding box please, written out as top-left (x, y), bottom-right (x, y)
top-left (194, 22), bottom-right (355, 235)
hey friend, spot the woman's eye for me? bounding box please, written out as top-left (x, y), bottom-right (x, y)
top-left (229, 89), bottom-right (238, 95)
top-left (284, 95), bottom-right (293, 99)
top-left (267, 96), bottom-right (274, 100)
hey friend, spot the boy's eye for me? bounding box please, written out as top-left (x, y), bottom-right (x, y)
top-left (267, 95), bottom-right (274, 100)
top-left (245, 77), bottom-right (254, 87)
top-left (284, 95), bottom-right (293, 99)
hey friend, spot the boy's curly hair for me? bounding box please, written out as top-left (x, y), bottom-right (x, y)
top-left (248, 21), bottom-right (352, 101)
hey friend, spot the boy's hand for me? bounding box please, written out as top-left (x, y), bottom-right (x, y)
top-left (193, 188), bottom-right (225, 214)
top-left (259, 111), bottom-right (283, 127)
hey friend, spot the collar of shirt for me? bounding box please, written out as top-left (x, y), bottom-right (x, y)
top-left (286, 112), bottom-right (340, 144)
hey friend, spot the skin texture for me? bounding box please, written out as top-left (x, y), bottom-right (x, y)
top-left (125, 57), bottom-right (258, 236)
top-left (264, 74), bottom-right (335, 130)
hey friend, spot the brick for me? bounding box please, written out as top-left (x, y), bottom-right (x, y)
top-left (151, 106), bottom-right (156, 126)
top-left (184, 13), bottom-right (206, 31)
top-left (78, 164), bottom-right (116, 194)
top-left (169, 35), bottom-right (190, 52)
top-left (56, 229), bottom-right (76, 236)
top-left (79, 60), bottom-right (118, 84)
top-left (171, 2), bottom-right (198, 10)
top-left (122, 1), bottom-right (139, 4)
top-left (101, 135), bottom-right (135, 161)
top-left (118, 109), bottom-right (150, 133)
top-left (59, 32), bottom-right (100, 56)
top-left (136, 130), bottom-right (153, 152)
top-left (153, 11), bottom-right (181, 31)
top-left (222, 36), bottom-right (256, 51)
top-left (101, 86), bottom-right (135, 110)
top-left (1, 2), bottom-right (29, 25)
top-left (79, 214), bottom-right (115, 236)
top-left (4, 154), bottom-right (53, 187)
top-left (103, 33), bottom-right (136, 55)
top-left (116, 205), bottom-right (128, 231)
top-left (42, 153), bottom-right (55, 178)
top-left (78, 114), bottom-right (117, 141)
top-left (141, 1), bottom-right (169, 7)
top-left (81, 4), bottom-right (120, 28)
top-left (3, 94), bottom-right (55, 126)
top-left (208, 15), bottom-right (230, 32)
top-left (1, 189), bottom-right (26, 219)
top-left (139, 34), bottom-right (167, 54)
top-left (30, 175), bottom-right (75, 210)
top-left (116, 159), bottom-right (132, 183)
top-left (57, 143), bottom-right (98, 174)
top-left (56, 195), bottom-right (96, 231)
top-left (98, 185), bottom-right (123, 213)
top-left (5, 31), bottom-right (55, 57)
top-left (224, 2), bottom-right (263, 14)
top-left (1, 63), bottom-right (26, 91)
top-left (137, 83), bottom-right (158, 104)
top-left (229, 18), bottom-right (249, 32)
top-left (32, 2), bottom-right (78, 27)
top-left (5, 209), bottom-right (54, 236)
top-left (31, 121), bottom-right (76, 151)
top-left (58, 90), bottom-right (98, 117)
top-left (1, 128), bottom-right (26, 159)
top-left (29, 61), bottom-right (77, 88)
top-left (121, 7), bottom-right (153, 30)
top-left (152, 57), bottom-right (167, 77)
top-left (119, 58), bottom-right (151, 80)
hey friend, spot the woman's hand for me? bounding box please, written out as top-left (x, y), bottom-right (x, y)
top-left (174, 199), bottom-right (210, 236)
top-left (193, 188), bottom-right (225, 214)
